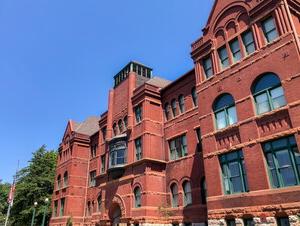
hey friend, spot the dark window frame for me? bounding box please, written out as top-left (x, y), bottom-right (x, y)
top-left (219, 150), bottom-right (249, 195)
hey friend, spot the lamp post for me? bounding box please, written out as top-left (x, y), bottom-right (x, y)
top-left (41, 198), bottom-right (49, 226)
top-left (30, 202), bottom-right (38, 226)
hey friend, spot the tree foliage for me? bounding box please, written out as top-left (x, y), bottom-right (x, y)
top-left (9, 145), bottom-right (57, 226)
top-left (0, 181), bottom-right (11, 225)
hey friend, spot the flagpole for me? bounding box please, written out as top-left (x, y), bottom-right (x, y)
top-left (4, 160), bottom-right (19, 226)
top-left (4, 202), bottom-right (12, 226)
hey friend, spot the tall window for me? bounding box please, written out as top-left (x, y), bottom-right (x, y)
top-left (178, 95), bottom-right (185, 113)
top-left (201, 177), bottom-right (207, 204)
top-left (164, 103), bottom-right (170, 120)
top-left (91, 145), bottom-right (97, 158)
top-left (60, 198), bottom-right (65, 216)
top-left (213, 94), bottom-right (237, 130)
top-left (109, 144), bottom-right (126, 168)
top-left (277, 217), bottom-right (290, 226)
top-left (171, 99), bottom-right (177, 117)
top-left (113, 123), bottom-right (118, 136)
top-left (118, 120), bottom-right (123, 134)
top-left (135, 137), bottom-right (142, 161)
top-left (123, 116), bottom-right (128, 129)
top-left (101, 127), bottom-right (106, 141)
top-left (182, 181), bottom-right (192, 206)
top-left (262, 16), bottom-right (279, 43)
top-left (169, 134), bottom-right (188, 160)
top-left (242, 30), bottom-right (255, 55)
top-left (101, 155), bottom-right (106, 174)
top-left (89, 171), bottom-right (96, 187)
top-left (219, 150), bottom-right (248, 194)
top-left (87, 201), bottom-right (92, 216)
top-left (97, 194), bottom-right (102, 212)
top-left (53, 200), bottom-right (58, 217)
top-left (229, 38), bottom-right (242, 63)
top-left (57, 175), bottom-right (61, 190)
top-left (218, 45), bottom-right (230, 69)
top-left (170, 183), bottom-right (178, 207)
top-left (134, 187), bottom-right (141, 208)
top-left (263, 136), bottom-right (300, 188)
top-left (202, 56), bottom-right (213, 78)
top-left (251, 73), bottom-right (286, 115)
top-left (195, 128), bottom-right (202, 152)
top-left (135, 105), bottom-right (142, 123)
top-left (191, 87), bottom-right (198, 107)
top-left (63, 171), bottom-right (68, 188)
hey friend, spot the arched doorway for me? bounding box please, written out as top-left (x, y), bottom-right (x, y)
top-left (111, 205), bottom-right (121, 226)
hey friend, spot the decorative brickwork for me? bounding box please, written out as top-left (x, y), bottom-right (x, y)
top-left (50, 0), bottom-right (300, 225)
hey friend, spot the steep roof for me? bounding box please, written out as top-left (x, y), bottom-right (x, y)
top-left (145, 76), bottom-right (171, 89)
top-left (73, 116), bottom-right (100, 136)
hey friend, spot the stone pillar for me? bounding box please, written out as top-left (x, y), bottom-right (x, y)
top-left (235, 218), bottom-right (243, 226)
top-left (265, 217), bottom-right (276, 226)
top-left (289, 215), bottom-right (300, 226)
top-left (208, 219), bottom-right (226, 226)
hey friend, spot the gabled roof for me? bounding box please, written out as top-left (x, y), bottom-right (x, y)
top-left (145, 76), bottom-right (171, 89)
top-left (73, 116), bottom-right (100, 136)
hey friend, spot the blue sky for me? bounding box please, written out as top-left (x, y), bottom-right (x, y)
top-left (0, 0), bottom-right (213, 183)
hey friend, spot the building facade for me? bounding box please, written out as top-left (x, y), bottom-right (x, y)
top-left (50, 0), bottom-right (300, 225)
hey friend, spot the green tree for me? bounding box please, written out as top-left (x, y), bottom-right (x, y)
top-left (0, 181), bottom-right (11, 225)
top-left (10, 145), bottom-right (57, 226)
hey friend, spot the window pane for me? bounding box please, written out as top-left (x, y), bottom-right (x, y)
top-left (227, 106), bottom-right (237, 125)
top-left (230, 39), bottom-right (242, 63)
top-left (270, 86), bottom-right (286, 109)
top-left (255, 93), bottom-right (271, 114)
top-left (271, 169), bottom-right (280, 187)
top-left (226, 151), bottom-right (239, 161)
top-left (231, 176), bottom-right (243, 193)
top-left (218, 46), bottom-right (230, 69)
top-left (216, 111), bottom-right (227, 129)
top-left (229, 162), bottom-right (240, 177)
top-left (272, 138), bottom-right (288, 150)
top-left (242, 30), bottom-right (255, 55)
top-left (262, 17), bottom-right (278, 43)
top-left (276, 149), bottom-right (297, 186)
top-left (203, 57), bottom-right (213, 78)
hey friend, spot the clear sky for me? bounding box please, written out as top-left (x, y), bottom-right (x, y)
top-left (0, 0), bottom-right (213, 183)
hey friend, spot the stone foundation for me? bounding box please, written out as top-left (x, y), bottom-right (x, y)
top-left (130, 223), bottom-right (206, 226)
top-left (208, 215), bottom-right (300, 226)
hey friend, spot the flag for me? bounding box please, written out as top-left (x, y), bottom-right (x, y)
top-left (7, 182), bottom-right (16, 206)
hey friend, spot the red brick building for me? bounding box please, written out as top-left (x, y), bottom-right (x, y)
top-left (50, 0), bottom-right (300, 225)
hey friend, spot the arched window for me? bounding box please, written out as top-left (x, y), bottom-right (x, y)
top-left (251, 73), bottom-right (286, 115)
top-left (113, 123), bottom-right (118, 136)
top-left (123, 116), bottom-right (128, 129)
top-left (171, 99), bottom-right (177, 117)
top-left (182, 181), bottom-right (192, 206)
top-left (164, 103), bottom-right (170, 120)
top-left (201, 177), bottom-right (207, 204)
top-left (178, 95), bottom-right (185, 113)
top-left (170, 183), bottom-right (178, 207)
top-left (87, 201), bottom-right (92, 216)
top-left (63, 171), bottom-right (68, 188)
top-left (97, 194), bottom-right (102, 212)
top-left (213, 94), bottom-right (237, 130)
top-left (134, 187), bottom-right (141, 208)
top-left (57, 175), bottom-right (61, 190)
top-left (191, 87), bottom-right (198, 107)
top-left (118, 120), bottom-right (123, 134)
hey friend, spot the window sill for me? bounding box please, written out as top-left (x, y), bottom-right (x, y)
top-left (213, 123), bottom-right (239, 136)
